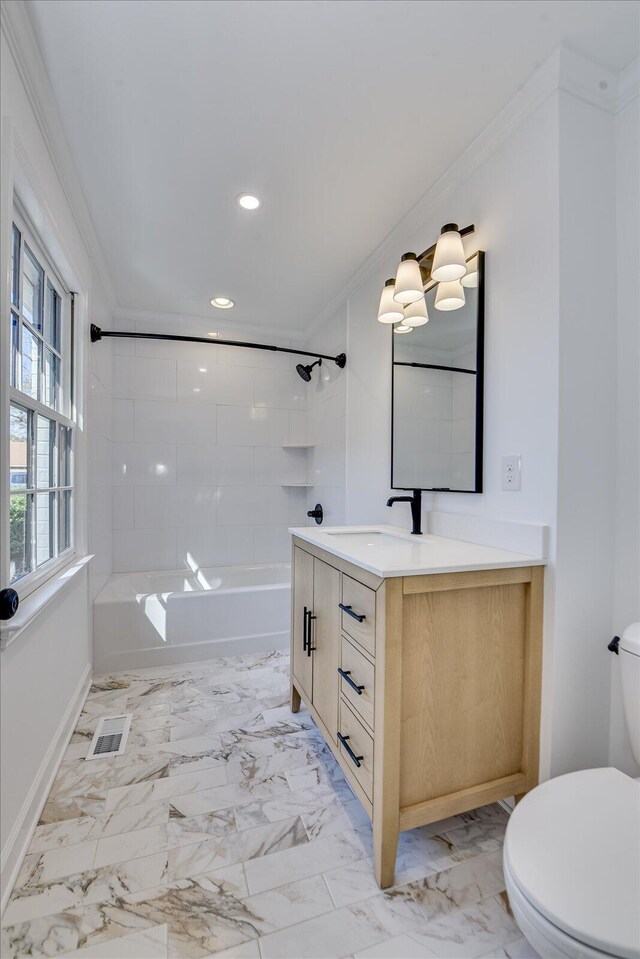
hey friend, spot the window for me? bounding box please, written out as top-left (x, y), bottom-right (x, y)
top-left (7, 213), bottom-right (74, 589)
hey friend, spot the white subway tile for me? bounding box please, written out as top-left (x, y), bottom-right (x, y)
top-left (176, 446), bottom-right (254, 486)
top-left (217, 407), bottom-right (290, 447)
top-left (176, 526), bottom-right (253, 568)
top-left (216, 486), bottom-right (290, 526)
top-left (112, 444), bottom-right (177, 486)
top-left (177, 362), bottom-right (253, 405)
top-left (254, 448), bottom-right (307, 486)
top-left (133, 487), bottom-right (217, 528)
top-left (133, 400), bottom-right (217, 446)
top-left (113, 399), bottom-right (134, 443)
top-left (253, 526), bottom-right (291, 563)
top-left (113, 488), bottom-right (134, 529)
top-left (113, 355), bottom-right (176, 400)
top-left (254, 370), bottom-right (306, 409)
top-left (113, 528), bottom-right (177, 572)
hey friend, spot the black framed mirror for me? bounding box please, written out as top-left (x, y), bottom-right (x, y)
top-left (391, 251), bottom-right (484, 493)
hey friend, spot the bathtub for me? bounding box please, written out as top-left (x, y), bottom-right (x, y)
top-left (93, 563), bottom-right (290, 673)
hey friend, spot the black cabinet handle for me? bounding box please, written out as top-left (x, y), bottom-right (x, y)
top-left (338, 732), bottom-right (364, 768)
top-left (307, 612), bottom-right (316, 656)
top-left (338, 668), bottom-right (365, 695)
top-left (339, 603), bottom-right (366, 623)
top-left (303, 606), bottom-right (308, 652)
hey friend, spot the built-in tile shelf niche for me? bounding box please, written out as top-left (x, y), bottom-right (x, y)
top-left (280, 442), bottom-right (315, 488)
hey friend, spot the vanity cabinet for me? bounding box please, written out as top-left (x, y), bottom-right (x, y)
top-left (290, 535), bottom-right (544, 889)
top-left (291, 546), bottom-right (341, 740)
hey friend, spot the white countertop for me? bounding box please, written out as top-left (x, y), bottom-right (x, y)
top-left (289, 525), bottom-right (545, 578)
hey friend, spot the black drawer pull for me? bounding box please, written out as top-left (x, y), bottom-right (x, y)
top-left (339, 603), bottom-right (366, 623)
top-left (338, 668), bottom-right (364, 695)
top-left (306, 611), bottom-right (316, 656)
top-left (337, 732), bottom-right (364, 768)
top-left (303, 606), bottom-right (308, 652)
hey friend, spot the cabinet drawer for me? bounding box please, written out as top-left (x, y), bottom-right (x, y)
top-left (341, 575), bottom-right (376, 656)
top-left (338, 698), bottom-right (374, 801)
top-left (340, 636), bottom-right (375, 731)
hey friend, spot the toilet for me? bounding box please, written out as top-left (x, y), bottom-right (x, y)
top-left (503, 622), bottom-right (640, 959)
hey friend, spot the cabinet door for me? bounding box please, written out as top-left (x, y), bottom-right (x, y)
top-left (292, 547), bottom-right (314, 701)
top-left (311, 557), bottom-right (341, 742)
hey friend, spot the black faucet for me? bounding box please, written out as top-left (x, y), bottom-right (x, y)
top-left (386, 489), bottom-right (423, 535)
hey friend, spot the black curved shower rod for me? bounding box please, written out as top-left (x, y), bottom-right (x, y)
top-left (90, 324), bottom-right (346, 368)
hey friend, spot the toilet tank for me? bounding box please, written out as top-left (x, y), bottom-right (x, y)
top-left (619, 622), bottom-right (640, 766)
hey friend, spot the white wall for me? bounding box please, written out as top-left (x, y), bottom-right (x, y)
top-left (322, 51), bottom-right (637, 781)
top-left (549, 90), bottom-right (618, 776)
top-left (0, 5), bottom-right (114, 904)
top-left (345, 92), bottom-right (561, 547)
top-left (609, 77), bottom-right (640, 776)
top-left (109, 313), bottom-right (310, 573)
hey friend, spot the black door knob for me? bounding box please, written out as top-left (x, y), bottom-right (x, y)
top-left (0, 588), bottom-right (19, 621)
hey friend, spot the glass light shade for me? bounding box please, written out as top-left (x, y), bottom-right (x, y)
top-left (378, 279), bottom-right (404, 324)
top-left (434, 279), bottom-right (465, 311)
top-left (402, 296), bottom-right (429, 328)
top-left (393, 322), bottom-right (413, 334)
top-left (431, 225), bottom-right (467, 282)
top-left (461, 255), bottom-right (478, 288)
top-left (393, 253), bottom-right (424, 305)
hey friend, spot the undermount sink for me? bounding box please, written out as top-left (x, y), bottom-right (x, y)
top-left (325, 530), bottom-right (413, 547)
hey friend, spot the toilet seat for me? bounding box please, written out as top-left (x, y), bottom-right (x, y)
top-left (504, 768), bottom-right (640, 959)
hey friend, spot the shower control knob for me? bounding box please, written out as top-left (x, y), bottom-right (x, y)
top-left (0, 588), bottom-right (19, 621)
top-left (307, 504), bottom-right (323, 525)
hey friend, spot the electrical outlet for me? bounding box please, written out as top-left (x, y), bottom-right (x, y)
top-left (502, 454), bottom-right (522, 490)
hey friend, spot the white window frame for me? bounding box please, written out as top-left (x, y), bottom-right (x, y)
top-left (4, 204), bottom-right (77, 600)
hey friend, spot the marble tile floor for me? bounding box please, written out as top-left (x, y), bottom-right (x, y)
top-left (1, 649), bottom-right (539, 959)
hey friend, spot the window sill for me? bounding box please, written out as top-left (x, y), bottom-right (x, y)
top-left (0, 554), bottom-right (93, 651)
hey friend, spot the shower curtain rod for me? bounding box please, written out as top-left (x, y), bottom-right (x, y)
top-left (90, 324), bottom-right (347, 367)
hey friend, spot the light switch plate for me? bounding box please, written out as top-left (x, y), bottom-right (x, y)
top-left (502, 454), bottom-right (522, 490)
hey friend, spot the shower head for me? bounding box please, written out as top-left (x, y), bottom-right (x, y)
top-left (296, 358), bottom-right (322, 382)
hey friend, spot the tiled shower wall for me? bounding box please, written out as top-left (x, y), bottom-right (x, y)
top-left (110, 315), bottom-right (312, 572)
top-left (304, 306), bottom-right (347, 525)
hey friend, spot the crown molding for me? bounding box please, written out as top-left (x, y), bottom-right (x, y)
top-left (114, 306), bottom-right (310, 344)
top-left (617, 58), bottom-right (639, 112)
top-left (1, 0), bottom-right (117, 311)
top-left (305, 44), bottom-right (633, 340)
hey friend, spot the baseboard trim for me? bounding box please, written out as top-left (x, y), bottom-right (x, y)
top-left (0, 663), bottom-right (92, 915)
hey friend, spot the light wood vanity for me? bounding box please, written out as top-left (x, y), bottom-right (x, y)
top-left (289, 528), bottom-right (544, 889)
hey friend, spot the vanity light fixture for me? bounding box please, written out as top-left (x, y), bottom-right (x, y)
top-left (377, 279), bottom-right (405, 324)
top-left (393, 253), bottom-right (424, 305)
top-left (434, 278), bottom-right (466, 312)
top-left (402, 296), bottom-right (429, 328)
top-left (236, 193), bottom-right (261, 210)
top-left (379, 222), bottom-right (477, 328)
top-left (431, 224), bottom-right (467, 282)
top-left (461, 254), bottom-right (479, 288)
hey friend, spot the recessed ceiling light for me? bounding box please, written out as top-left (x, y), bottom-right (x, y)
top-left (207, 331), bottom-right (217, 338)
top-left (236, 193), bottom-right (261, 211)
top-left (210, 297), bottom-right (235, 309)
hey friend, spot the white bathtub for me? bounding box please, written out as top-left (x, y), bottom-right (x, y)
top-left (93, 563), bottom-right (290, 673)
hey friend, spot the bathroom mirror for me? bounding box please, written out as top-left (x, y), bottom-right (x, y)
top-left (391, 251), bottom-right (484, 492)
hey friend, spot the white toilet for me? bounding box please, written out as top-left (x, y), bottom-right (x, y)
top-left (504, 622), bottom-right (640, 959)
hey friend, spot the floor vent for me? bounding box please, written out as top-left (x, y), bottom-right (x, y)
top-left (86, 714), bottom-right (132, 760)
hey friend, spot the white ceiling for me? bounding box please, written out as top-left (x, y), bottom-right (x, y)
top-left (27, 0), bottom-right (638, 335)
